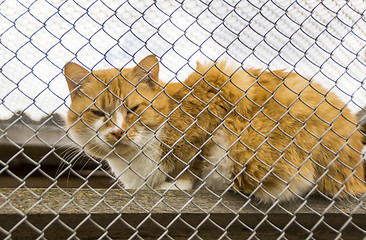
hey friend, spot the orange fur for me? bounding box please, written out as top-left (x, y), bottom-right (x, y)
top-left (64, 55), bottom-right (366, 202)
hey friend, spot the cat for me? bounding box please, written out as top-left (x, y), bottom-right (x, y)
top-left (357, 109), bottom-right (366, 145)
top-left (63, 55), bottom-right (366, 203)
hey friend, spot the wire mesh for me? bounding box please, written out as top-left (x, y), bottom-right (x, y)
top-left (0, 0), bottom-right (366, 239)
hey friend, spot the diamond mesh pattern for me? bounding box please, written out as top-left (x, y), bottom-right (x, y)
top-left (0, 1), bottom-right (365, 239)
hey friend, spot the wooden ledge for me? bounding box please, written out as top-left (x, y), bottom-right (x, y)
top-left (0, 188), bottom-right (365, 239)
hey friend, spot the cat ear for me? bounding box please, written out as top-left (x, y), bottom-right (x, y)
top-left (64, 62), bottom-right (90, 100)
top-left (132, 55), bottom-right (159, 87)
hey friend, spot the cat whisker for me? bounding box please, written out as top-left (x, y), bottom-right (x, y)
top-left (67, 149), bottom-right (87, 176)
top-left (56, 147), bottom-right (81, 177)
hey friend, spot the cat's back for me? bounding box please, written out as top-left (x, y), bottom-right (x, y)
top-left (167, 61), bottom-right (359, 134)
top-left (241, 69), bottom-right (355, 124)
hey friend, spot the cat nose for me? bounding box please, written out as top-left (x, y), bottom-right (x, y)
top-left (110, 129), bottom-right (124, 139)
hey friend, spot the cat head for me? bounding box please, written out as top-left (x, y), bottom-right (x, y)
top-left (64, 55), bottom-right (168, 158)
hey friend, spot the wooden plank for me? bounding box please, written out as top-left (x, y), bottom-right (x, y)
top-left (0, 188), bottom-right (365, 239)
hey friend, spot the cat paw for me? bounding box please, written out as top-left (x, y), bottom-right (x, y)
top-left (158, 182), bottom-right (177, 190)
top-left (157, 179), bottom-right (193, 190)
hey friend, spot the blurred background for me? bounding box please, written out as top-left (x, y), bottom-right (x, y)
top-left (0, 0), bottom-right (365, 122)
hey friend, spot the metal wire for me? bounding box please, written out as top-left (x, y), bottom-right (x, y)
top-left (0, 0), bottom-right (365, 239)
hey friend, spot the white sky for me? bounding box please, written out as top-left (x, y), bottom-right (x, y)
top-left (0, 0), bottom-right (365, 120)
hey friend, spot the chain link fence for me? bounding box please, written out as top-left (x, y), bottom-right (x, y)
top-left (1, 0), bottom-right (366, 239)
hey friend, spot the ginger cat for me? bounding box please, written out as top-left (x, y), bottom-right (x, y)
top-left (64, 55), bottom-right (366, 202)
top-left (358, 109), bottom-right (366, 145)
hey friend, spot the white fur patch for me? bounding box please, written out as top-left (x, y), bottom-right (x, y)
top-left (158, 178), bottom-right (194, 190)
top-left (202, 131), bottom-right (233, 190)
top-left (114, 111), bottom-right (123, 127)
top-left (175, 178), bottom-right (194, 190)
top-left (93, 118), bottom-right (105, 131)
top-left (106, 129), bottom-right (167, 189)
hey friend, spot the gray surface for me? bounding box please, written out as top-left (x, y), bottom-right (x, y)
top-left (1, 188), bottom-right (366, 215)
top-left (1, 188), bottom-right (365, 239)
top-left (0, 114), bottom-right (70, 148)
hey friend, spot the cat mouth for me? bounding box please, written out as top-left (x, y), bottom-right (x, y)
top-left (113, 138), bottom-right (137, 148)
top-left (113, 140), bottom-right (130, 146)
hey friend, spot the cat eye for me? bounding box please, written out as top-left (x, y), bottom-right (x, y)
top-left (127, 105), bottom-right (139, 114)
top-left (91, 109), bottom-right (106, 117)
